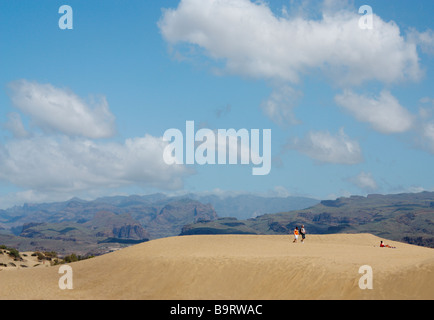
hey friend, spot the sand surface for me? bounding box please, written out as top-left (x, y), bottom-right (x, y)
top-left (0, 234), bottom-right (433, 300)
top-left (0, 250), bottom-right (51, 271)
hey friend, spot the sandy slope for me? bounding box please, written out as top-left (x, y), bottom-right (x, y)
top-left (0, 251), bottom-right (51, 270)
top-left (0, 234), bottom-right (433, 300)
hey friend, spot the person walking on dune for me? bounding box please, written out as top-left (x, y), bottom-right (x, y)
top-left (300, 225), bottom-right (306, 243)
top-left (293, 227), bottom-right (299, 243)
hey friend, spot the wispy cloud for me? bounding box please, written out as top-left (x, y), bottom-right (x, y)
top-left (407, 28), bottom-right (434, 55)
top-left (261, 85), bottom-right (302, 126)
top-left (350, 171), bottom-right (379, 192)
top-left (286, 128), bottom-right (363, 165)
top-left (335, 90), bottom-right (415, 134)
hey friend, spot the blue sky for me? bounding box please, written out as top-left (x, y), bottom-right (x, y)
top-left (0, 0), bottom-right (433, 208)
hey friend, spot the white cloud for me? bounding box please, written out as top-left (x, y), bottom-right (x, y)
top-left (351, 171), bottom-right (378, 191)
top-left (7, 80), bottom-right (116, 139)
top-left (159, 0), bottom-right (422, 86)
top-left (158, 0), bottom-right (434, 163)
top-left (1, 80), bottom-right (194, 205)
top-left (159, 0), bottom-right (423, 128)
top-left (0, 135), bottom-right (192, 193)
top-left (335, 90), bottom-right (415, 134)
top-left (288, 128), bottom-right (363, 164)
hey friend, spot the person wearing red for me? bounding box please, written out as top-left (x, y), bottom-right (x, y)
top-left (293, 227), bottom-right (299, 243)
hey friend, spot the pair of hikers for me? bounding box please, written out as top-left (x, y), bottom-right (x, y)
top-left (292, 225), bottom-right (306, 243)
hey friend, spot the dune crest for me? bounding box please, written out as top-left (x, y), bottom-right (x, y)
top-left (0, 234), bottom-right (433, 300)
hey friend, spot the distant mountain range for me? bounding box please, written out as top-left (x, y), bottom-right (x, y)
top-left (184, 193), bottom-right (319, 220)
top-left (181, 192), bottom-right (434, 248)
top-left (0, 194), bottom-right (216, 255)
top-left (0, 193), bottom-right (318, 255)
top-left (3, 191), bottom-right (432, 255)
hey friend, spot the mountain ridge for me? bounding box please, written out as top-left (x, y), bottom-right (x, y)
top-left (181, 191), bottom-right (434, 248)
top-left (0, 193), bottom-right (317, 255)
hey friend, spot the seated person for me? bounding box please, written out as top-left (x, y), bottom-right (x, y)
top-left (380, 241), bottom-right (396, 248)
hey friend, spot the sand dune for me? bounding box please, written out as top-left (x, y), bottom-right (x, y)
top-left (0, 234), bottom-right (433, 300)
top-left (0, 250), bottom-right (52, 271)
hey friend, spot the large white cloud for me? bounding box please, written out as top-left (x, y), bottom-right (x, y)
top-left (158, 0), bottom-right (424, 151)
top-left (8, 80), bottom-right (116, 139)
top-left (287, 128), bottom-right (363, 164)
top-left (159, 0), bottom-right (422, 86)
top-left (0, 135), bottom-right (190, 193)
top-left (335, 90), bottom-right (415, 134)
